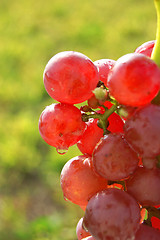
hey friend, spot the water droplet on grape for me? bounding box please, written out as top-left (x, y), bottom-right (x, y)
top-left (56, 147), bottom-right (68, 155)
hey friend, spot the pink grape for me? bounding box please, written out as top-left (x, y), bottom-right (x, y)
top-left (124, 104), bottom-right (160, 158)
top-left (94, 59), bottom-right (116, 87)
top-left (135, 40), bottom-right (155, 57)
top-left (126, 166), bottom-right (160, 206)
top-left (39, 103), bottom-right (86, 151)
top-left (83, 188), bottom-right (141, 240)
top-left (43, 51), bottom-right (99, 104)
top-left (92, 133), bottom-right (139, 181)
top-left (60, 155), bottom-right (108, 206)
top-left (108, 53), bottom-right (160, 106)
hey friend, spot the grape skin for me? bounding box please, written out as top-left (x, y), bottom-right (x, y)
top-left (43, 51), bottom-right (99, 104)
top-left (135, 224), bottom-right (160, 240)
top-left (124, 104), bottom-right (160, 158)
top-left (135, 40), bottom-right (155, 57)
top-left (126, 166), bottom-right (160, 206)
top-left (60, 155), bottom-right (108, 206)
top-left (92, 133), bottom-right (139, 181)
top-left (83, 188), bottom-right (141, 240)
top-left (108, 53), bottom-right (160, 106)
top-left (39, 103), bottom-right (86, 150)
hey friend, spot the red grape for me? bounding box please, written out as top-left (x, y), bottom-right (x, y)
top-left (60, 155), bottom-right (108, 206)
top-left (124, 104), bottom-right (160, 158)
top-left (83, 188), bottom-right (141, 240)
top-left (39, 103), bottom-right (86, 152)
top-left (135, 40), bottom-right (155, 57)
top-left (43, 51), bottom-right (99, 104)
top-left (135, 224), bottom-right (160, 240)
top-left (126, 166), bottom-right (160, 206)
top-left (108, 53), bottom-right (160, 106)
top-left (76, 218), bottom-right (91, 240)
top-left (94, 59), bottom-right (116, 87)
top-left (92, 133), bottom-right (139, 181)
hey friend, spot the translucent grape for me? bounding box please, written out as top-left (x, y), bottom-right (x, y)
top-left (94, 59), bottom-right (116, 87)
top-left (39, 103), bottom-right (86, 150)
top-left (43, 51), bottom-right (99, 104)
top-left (108, 53), bottom-right (160, 106)
top-left (135, 40), bottom-right (155, 57)
top-left (60, 155), bottom-right (108, 206)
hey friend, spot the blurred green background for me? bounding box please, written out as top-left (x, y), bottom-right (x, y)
top-left (0, 0), bottom-right (156, 239)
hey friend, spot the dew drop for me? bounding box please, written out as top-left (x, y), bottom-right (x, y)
top-left (56, 147), bottom-right (68, 155)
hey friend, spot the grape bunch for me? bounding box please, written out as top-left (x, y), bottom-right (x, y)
top-left (38, 1), bottom-right (160, 239)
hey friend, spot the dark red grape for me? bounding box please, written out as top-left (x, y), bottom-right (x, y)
top-left (83, 188), bottom-right (141, 240)
top-left (124, 104), bottom-right (160, 158)
top-left (92, 133), bottom-right (139, 181)
top-left (126, 166), bottom-right (160, 206)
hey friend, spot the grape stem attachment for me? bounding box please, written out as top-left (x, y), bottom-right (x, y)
top-left (82, 103), bottom-right (118, 135)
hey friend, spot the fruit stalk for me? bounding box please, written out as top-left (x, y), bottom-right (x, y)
top-left (151, 0), bottom-right (160, 66)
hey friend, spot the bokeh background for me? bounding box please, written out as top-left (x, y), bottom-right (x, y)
top-left (0, 0), bottom-right (157, 239)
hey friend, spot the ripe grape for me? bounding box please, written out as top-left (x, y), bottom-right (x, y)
top-left (76, 218), bottom-right (91, 240)
top-left (94, 59), bottom-right (116, 87)
top-left (39, 103), bottom-right (86, 151)
top-left (60, 155), bottom-right (108, 206)
top-left (43, 51), bottom-right (99, 104)
top-left (135, 40), bottom-right (155, 57)
top-left (126, 166), bottom-right (160, 206)
top-left (92, 133), bottom-right (139, 181)
top-left (124, 104), bottom-right (160, 158)
top-left (135, 224), bottom-right (160, 240)
top-left (83, 188), bottom-right (141, 240)
top-left (108, 53), bottom-right (160, 106)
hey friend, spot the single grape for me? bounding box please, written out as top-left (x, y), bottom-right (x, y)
top-left (123, 104), bottom-right (160, 158)
top-left (94, 59), bottom-right (116, 87)
top-left (60, 155), bottom-right (108, 206)
top-left (39, 103), bottom-right (86, 151)
top-left (76, 218), bottom-right (91, 240)
top-left (135, 40), bottom-right (155, 57)
top-left (83, 188), bottom-right (141, 240)
top-left (43, 51), bottom-right (99, 104)
top-left (92, 133), bottom-right (139, 181)
top-left (126, 166), bottom-right (160, 206)
top-left (135, 224), bottom-right (160, 240)
top-left (108, 53), bottom-right (160, 106)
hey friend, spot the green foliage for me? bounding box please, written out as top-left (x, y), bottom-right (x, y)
top-left (0, 0), bottom-right (156, 239)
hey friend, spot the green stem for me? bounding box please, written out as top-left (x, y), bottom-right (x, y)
top-left (151, 0), bottom-right (160, 66)
top-left (82, 103), bottom-right (118, 135)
